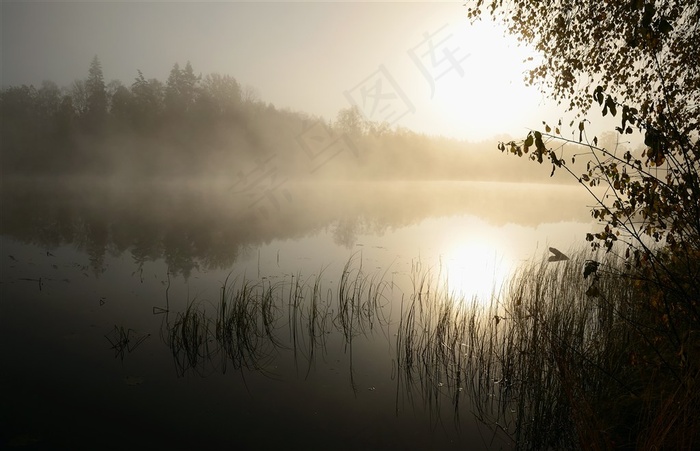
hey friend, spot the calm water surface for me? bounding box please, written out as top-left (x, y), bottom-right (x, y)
top-left (1, 178), bottom-right (593, 449)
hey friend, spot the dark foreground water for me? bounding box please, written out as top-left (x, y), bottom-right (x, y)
top-left (0, 178), bottom-right (592, 450)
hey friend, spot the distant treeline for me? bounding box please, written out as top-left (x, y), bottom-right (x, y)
top-left (1, 56), bottom-right (581, 181)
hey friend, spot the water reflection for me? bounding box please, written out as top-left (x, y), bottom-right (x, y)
top-left (441, 237), bottom-right (510, 302)
top-left (152, 254), bottom-right (506, 432)
top-left (153, 255), bottom-right (392, 384)
top-left (1, 177), bottom-right (592, 278)
top-left (105, 325), bottom-right (151, 361)
top-left (1, 176), bottom-right (596, 449)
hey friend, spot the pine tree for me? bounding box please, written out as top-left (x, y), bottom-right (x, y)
top-left (85, 55), bottom-right (107, 128)
top-left (165, 61), bottom-right (200, 118)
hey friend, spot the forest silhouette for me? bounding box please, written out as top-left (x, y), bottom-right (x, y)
top-left (1, 56), bottom-right (598, 182)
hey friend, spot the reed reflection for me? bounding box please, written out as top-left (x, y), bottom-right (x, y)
top-left (155, 255), bottom-right (392, 383)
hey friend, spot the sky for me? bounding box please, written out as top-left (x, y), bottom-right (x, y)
top-left (1, 1), bottom-right (564, 141)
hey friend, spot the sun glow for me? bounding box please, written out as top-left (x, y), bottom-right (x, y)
top-left (440, 239), bottom-right (511, 304)
top-left (406, 15), bottom-right (547, 141)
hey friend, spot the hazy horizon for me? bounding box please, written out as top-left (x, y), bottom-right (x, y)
top-left (1, 1), bottom-right (559, 142)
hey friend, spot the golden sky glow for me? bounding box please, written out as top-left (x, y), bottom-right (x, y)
top-left (1, 1), bottom-right (556, 141)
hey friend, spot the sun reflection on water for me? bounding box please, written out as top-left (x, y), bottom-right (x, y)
top-left (440, 239), bottom-right (512, 304)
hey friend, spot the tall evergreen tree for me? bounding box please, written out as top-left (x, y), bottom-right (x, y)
top-left (132, 70), bottom-right (164, 131)
top-left (198, 73), bottom-right (242, 117)
top-left (85, 55), bottom-right (107, 128)
top-left (108, 81), bottom-right (132, 126)
top-left (165, 61), bottom-right (200, 117)
top-left (180, 61), bottom-right (200, 111)
top-left (69, 80), bottom-right (89, 118)
top-left (165, 62), bottom-right (183, 117)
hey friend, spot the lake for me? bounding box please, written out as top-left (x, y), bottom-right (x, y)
top-left (0, 177), bottom-right (594, 450)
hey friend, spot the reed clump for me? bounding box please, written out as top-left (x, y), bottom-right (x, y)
top-left (216, 278), bottom-right (282, 374)
top-left (159, 258), bottom-right (391, 378)
top-left (169, 299), bottom-right (215, 376)
top-left (391, 248), bottom-right (699, 450)
top-left (466, 248), bottom-right (700, 450)
top-left (156, 250), bottom-right (698, 449)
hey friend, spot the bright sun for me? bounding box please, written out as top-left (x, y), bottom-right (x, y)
top-left (411, 15), bottom-right (546, 141)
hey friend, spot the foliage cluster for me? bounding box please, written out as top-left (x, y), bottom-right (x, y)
top-left (467, 0), bottom-right (699, 447)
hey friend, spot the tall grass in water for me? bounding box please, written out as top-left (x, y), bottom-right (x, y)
top-left (394, 259), bottom-right (500, 428)
top-left (335, 253), bottom-right (391, 346)
top-left (216, 278), bottom-right (282, 375)
top-left (475, 251), bottom-right (613, 449)
top-left (157, 250), bottom-right (698, 448)
top-left (394, 248), bottom-right (699, 450)
top-left (464, 249), bottom-right (699, 450)
top-left (159, 259), bottom-right (391, 379)
top-left (286, 271), bottom-right (334, 378)
top-left (169, 298), bottom-right (216, 376)
top-left (159, 276), bottom-right (286, 377)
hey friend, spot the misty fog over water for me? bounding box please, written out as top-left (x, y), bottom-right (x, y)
top-left (0, 2), bottom-right (610, 450)
top-left (1, 175), bottom-right (595, 449)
